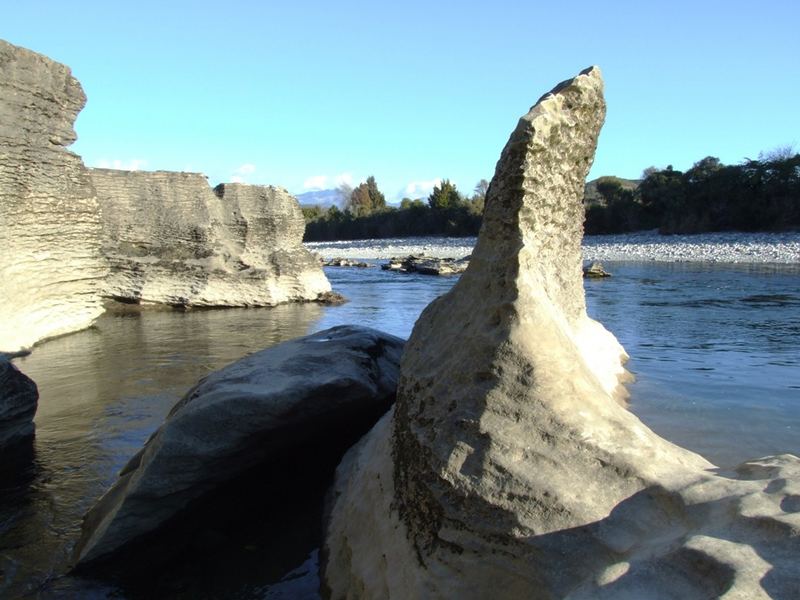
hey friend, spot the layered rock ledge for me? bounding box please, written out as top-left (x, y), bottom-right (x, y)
top-left (0, 40), bottom-right (107, 353)
top-left (91, 169), bottom-right (331, 307)
top-left (1, 38), bottom-right (334, 355)
top-left (322, 68), bottom-right (800, 599)
top-left (75, 325), bottom-right (403, 567)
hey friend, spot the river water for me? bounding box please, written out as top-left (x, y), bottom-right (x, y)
top-left (2, 233), bottom-right (799, 598)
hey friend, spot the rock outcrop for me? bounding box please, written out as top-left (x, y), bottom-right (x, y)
top-left (91, 169), bottom-right (331, 307)
top-left (0, 359), bottom-right (38, 448)
top-left (324, 258), bottom-right (372, 268)
top-left (75, 325), bottom-right (404, 566)
top-left (583, 260), bottom-right (611, 278)
top-left (382, 255), bottom-right (470, 276)
top-left (0, 40), bottom-right (107, 353)
top-left (322, 67), bottom-right (800, 599)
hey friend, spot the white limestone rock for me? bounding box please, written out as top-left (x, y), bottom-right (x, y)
top-left (91, 170), bottom-right (331, 306)
top-left (322, 68), bottom-right (800, 599)
top-left (0, 39), bottom-right (107, 353)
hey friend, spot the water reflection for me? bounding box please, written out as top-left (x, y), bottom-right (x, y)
top-left (4, 302), bottom-right (323, 598)
top-left (2, 260), bottom-right (799, 597)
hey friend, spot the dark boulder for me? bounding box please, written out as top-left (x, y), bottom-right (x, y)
top-left (0, 359), bottom-right (38, 449)
top-left (75, 325), bottom-right (403, 568)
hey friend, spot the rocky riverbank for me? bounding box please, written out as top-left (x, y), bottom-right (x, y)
top-left (306, 230), bottom-right (800, 264)
top-left (0, 39), bottom-right (332, 356)
top-left (92, 170), bottom-right (330, 307)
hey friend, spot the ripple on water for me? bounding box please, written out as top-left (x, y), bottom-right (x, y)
top-left (3, 235), bottom-right (799, 597)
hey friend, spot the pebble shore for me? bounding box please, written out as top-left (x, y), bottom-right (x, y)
top-left (307, 231), bottom-right (800, 264)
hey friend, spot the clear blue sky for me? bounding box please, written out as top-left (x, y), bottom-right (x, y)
top-left (3, 1), bottom-right (798, 201)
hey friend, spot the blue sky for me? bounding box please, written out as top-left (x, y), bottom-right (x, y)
top-left (3, 1), bottom-right (798, 201)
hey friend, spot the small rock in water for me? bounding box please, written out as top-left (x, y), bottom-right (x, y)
top-left (381, 254), bottom-right (469, 276)
top-left (583, 261), bottom-right (611, 278)
top-left (323, 258), bottom-right (371, 268)
top-left (314, 291), bottom-right (348, 305)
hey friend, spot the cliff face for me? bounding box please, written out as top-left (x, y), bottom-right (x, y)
top-left (322, 68), bottom-right (800, 599)
top-left (90, 169), bottom-right (330, 307)
top-left (0, 40), bottom-right (107, 353)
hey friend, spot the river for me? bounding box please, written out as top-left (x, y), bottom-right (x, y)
top-left (2, 232), bottom-right (799, 598)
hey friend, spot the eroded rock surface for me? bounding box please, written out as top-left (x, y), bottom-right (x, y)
top-left (0, 359), bottom-right (38, 448)
top-left (91, 170), bottom-right (331, 306)
top-left (76, 325), bottom-right (404, 566)
top-left (322, 67), bottom-right (800, 599)
top-left (0, 40), bottom-right (107, 353)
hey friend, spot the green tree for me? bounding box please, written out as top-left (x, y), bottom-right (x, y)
top-left (327, 205), bottom-right (345, 221)
top-left (469, 178), bottom-right (489, 215)
top-left (347, 183), bottom-right (372, 217)
top-left (301, 205), bottom-right (324, 223)
top-left (473, 179), bottom-right (489, 199)
top-left (428, 179), bottom-right (462, 210)
top-left (366, 175), bottom-right (386, 210)
top-left (638, 165), bottom-right (685, 231)
top-left (595, 179), bottom-right (627, 204)
top-left (685, 156), bottom-right (722, 185)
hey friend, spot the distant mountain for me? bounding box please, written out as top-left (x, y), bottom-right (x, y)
top-left (584, 176), bottom-right (640, 205)
top-left (295, 188), bottom-right (343, 208)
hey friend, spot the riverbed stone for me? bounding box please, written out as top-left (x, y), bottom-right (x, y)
top-left (583, 260), bottom-right (611, 278)
top-left (0, 39), bottom-right (108, 353)
top-left (381, 255), bottom-right (470, 275)
top-left (75, 325), bottom-right (404, 566)
top-left (0, 359), bottom-right (38, 448)
top-left (91, 170), bottom-right (331, 307)
top-left (322, 67), bottom-right (800, 599)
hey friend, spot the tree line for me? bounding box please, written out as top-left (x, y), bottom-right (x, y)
top-left (302, 178), bottom-right (486, 241)
top-left (585, 148), bottom-right (800, 234)
top-left (302, 149), bottom-right (800, 241)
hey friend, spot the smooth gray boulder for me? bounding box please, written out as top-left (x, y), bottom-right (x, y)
top-left (0, 39), bottom-right (108, 353)
top-left (91, 170), bottom-right (331, 307)
top-left (0, 359), bottom-right (38, 448)
top-left (322, 67), bottom-right (800, 599)
top-left (75, 325), bottom-right (404, 566)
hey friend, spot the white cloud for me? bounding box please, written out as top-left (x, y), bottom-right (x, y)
top-left (95, 158), bottom-right (147, 171)
top-left (404, 178), bottom-right (441, 198)
top-left (227, 163), bottom-right (257, 183)
top-left (235, 163), bottom-right (256, 175)
top-left (303, 175), bottom-right (328, 190)
top-left (333, 172), bottom-right (353, 187)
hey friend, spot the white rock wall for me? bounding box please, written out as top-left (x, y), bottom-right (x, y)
top-left (91, 170), bottom-right (330, 307)
top-left (0, 40), bottom-right (107, 353)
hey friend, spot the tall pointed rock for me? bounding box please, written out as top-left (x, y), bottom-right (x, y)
top-left (323, 67), bottom-right (800, 599)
